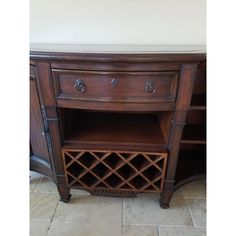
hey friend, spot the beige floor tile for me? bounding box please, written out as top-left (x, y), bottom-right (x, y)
top-left (48, 219), bottom-right (119, 236)
top-left (30, 220), bottom-right (50, 236)
top-left (35, 175), bottom-right (90, 196)
top-left (30, 171), bottom-right (42, 192)
top-left (158, 226), bottom-right (206, 236)
top-left (123, 225), bottom-right (158, 236)
top-left (30, 192), bottom-right (59, 220)
top-left (30, 171), bottom-right (43, 179)
top-left (34, 176), bottom-right (58, 194)
top-left (123, 192), bottom-right (193, 226)
top-left (70, 188), bottom-right (91, 195)
top-left (186, 199), bottom-right (206, 227)
top-left (50, 195), bottom-right (122, 236)
top-left (180, 181), bottom-right (206, 199)
top-left (47, 220), bottom-right (87, 236)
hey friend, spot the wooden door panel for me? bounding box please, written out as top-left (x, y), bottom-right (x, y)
top-left (30, 68), bottom-right (50, 162)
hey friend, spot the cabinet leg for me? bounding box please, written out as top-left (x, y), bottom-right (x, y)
top-left (159, 190), bottom-right (173, 209)
top-left (57, 184), bottom-right (71, 203)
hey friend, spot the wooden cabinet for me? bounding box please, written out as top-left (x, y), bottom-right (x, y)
top-left (30, 49), bottom-right (206, 208)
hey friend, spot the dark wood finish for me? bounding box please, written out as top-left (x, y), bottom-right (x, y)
top-left (57, 184), bottom-right (71, 203)
top-left (30, 155), bottom-right (56, 182)
top-left (56, 99), bottom-right (175, 112)
top-left (52, 69), bottom-right (179, 104)
top-left (186, 110), bottom-right (206, 124)
top-left (174, 174), bottom-right (206, 191)
top-left (181, 124), bottom-right (206, 143)
top-left (190, 94), bottom-right (206, 108)
top-left (30, 65), bottom-right (54, 181)
top-left (160, 64), bottom-right (198, 208)
top-left (36, 62), bottom-right (56, 107)
top-left (170, 59), bottom-right (207, 198)
top-left (30, 51), bottom-right (206, 63)
top-left (181, 108), bottom-right (206, 144)
top-left (51, 62), bottom-right (181, 72)
top-left (174, 59), bottom-right (206, 189)
top-left (175, 149), bottom-right (206, 184)
top-left (193, 61), bottom-right (206, 95)
top-left (30, 50), bottom-right (206, 209)
top-left (30, 70), bottom-right (50, 162)
top-left (159, 112), bottom-right (174, 143)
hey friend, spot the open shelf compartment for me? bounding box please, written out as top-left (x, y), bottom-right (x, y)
top-left (175, 148), bottom-right (206, 186)
top-left (59, 108), bottom-right (168, 152)
top-left (181, 110), bottom-right (206, 144)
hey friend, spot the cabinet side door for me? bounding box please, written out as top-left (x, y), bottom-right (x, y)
top-left (30, 65), bottom-right (50, 162)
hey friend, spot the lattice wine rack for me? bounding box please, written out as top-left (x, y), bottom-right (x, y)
top-left (62, 149), bottom-right (168, 196)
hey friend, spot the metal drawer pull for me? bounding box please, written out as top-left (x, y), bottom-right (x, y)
top-left (74, 79), bottom-right (85, 93)
top-left (145, 81), bottom-right (155, 93)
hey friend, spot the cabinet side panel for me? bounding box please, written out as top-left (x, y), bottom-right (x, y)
top-left (30, 78), bottom-right (50, 161)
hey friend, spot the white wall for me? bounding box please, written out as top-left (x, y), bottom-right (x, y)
top-left (30, 0), bottom-right (206, 45)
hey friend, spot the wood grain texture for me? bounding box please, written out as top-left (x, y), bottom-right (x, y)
top-left (52, 70), bottom-right (179, 103)
top-left (30, 51), bottom-right (206, 63)
top-left (30, 69), bottom-right (50, 162)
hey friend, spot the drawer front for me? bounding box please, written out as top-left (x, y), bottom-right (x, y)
top-left (52, 69), bottom-right (179, 103)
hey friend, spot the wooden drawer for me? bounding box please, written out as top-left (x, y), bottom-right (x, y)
top-left (52, 69), bottom-right (179, 105)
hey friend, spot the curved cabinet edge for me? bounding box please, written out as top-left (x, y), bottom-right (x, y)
top-left (174, 174), bottom-right (206, 191)
top-left (30, 155), bottom-right (56, 183)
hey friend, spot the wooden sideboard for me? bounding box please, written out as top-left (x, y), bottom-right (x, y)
top-left (30, 47), bottom-right (206, 208)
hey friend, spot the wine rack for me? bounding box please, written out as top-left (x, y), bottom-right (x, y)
top-left (62, 149), bottom-right (167, 196)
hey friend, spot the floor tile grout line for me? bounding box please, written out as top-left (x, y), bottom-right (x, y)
top-left (30, 176), bottom-right (42, 192)
top-left (46, 199), bottom-right (60, 236)
top-left (31, 191), bottom-right (60, 195)
top-left (193, 226), bottom-right (206, 229)
top-left (183, 197), bottom-right (206, 200)
top-left (156, 226), bottom-right (160, 236)
top-left (185, 200), bottom-right (197, 228)
top-left (121, 198), bottom-right (124, 236)
top-left (157, 225), bottom-right (205, 228)
top-left (123, 223), bottom-right (199, 228)
top-left (178, 188), bottom-right (192, 215)
top-left (30, 219), bottom-right (52, 222)
top-left (34, 190), bottom-right (59, 194)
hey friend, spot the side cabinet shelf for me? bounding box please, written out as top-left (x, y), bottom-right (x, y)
top-left (30, 50), bottom-right (206, 208)
top-left (175, 61), bottom-right (206, 189)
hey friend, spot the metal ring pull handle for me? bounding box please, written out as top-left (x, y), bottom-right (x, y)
top-left (145, 81), bottom-right (155, 93)
top-left (74, 79), bottom-right (85, 93)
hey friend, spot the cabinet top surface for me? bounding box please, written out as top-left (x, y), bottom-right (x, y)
top-left (30, 44), bottom-right (206, 54)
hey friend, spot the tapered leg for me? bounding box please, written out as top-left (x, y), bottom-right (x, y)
top-left (57, 184), bottom-right (71, 203)
top-left (159, 190), bottom-right (173, 209)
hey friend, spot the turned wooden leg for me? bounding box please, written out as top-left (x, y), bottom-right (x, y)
top-left (159, 190), bottom-right (173, 209)
top-left (57, 184), bottom-right (71, 203)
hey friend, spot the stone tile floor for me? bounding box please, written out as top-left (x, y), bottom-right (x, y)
top-left (30, 171), bottom-right (206, 236)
